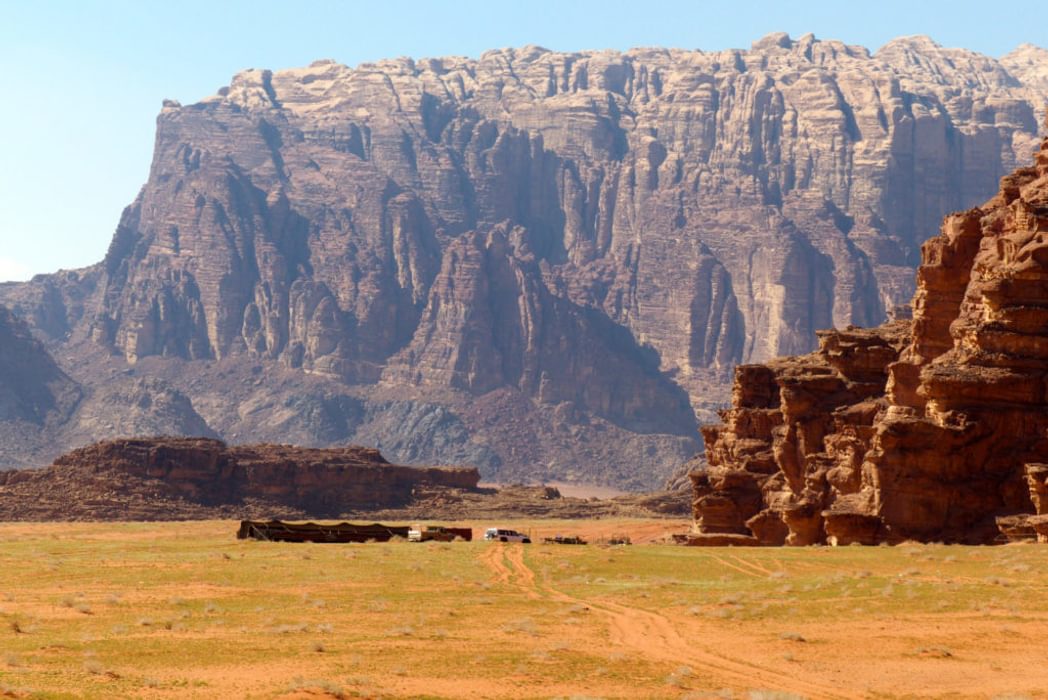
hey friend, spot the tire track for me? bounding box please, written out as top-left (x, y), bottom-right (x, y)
top-left (731, 553), bottom-right (778, 577)
top-left (479, 542), bottom-right (511, 585)
top-left (503, 544), bottom-right (536, 590)
top-left (490, 545), bottom-right (858, 699)
top-left (476, 544), bottom-right (859, 698)
top-left (478, 543), bottom-right (540, 599)
top-left (708, 552), bottom-right (766, 578)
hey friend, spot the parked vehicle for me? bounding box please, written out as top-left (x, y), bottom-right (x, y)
top-left (407, 525), bottom-right (473, 542)
top-left (484, 527), bottom-right (531, 543)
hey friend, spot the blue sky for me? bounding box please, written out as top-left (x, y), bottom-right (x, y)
top-left (1, 0), bottom-right (1043, 281)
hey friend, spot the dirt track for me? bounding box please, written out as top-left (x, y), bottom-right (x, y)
top-left (477, 542), bottom-right (1048, 699)
top-left (5, 521), bottom-right (1048, 698)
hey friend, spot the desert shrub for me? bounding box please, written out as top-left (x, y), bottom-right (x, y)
top-left (274, 623), bottom-right (309, 634)
top-left (915, 646), bottom-right (953, 658)
top-left (284, 677), bottom-right (344, 699)
top-left (748, 690), bottom-right (805, 700)
top-left (83, 659), bottom-right (106, 675)
top-left (501, 617), bottom-right (538, 636)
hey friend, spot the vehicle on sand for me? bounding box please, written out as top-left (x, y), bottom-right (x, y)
top-left (407, 525), bottom-right (473, 542)
top-left (484, 527), bottom-right (531, 543)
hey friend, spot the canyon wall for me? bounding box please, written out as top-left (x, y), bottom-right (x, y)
top-left (694, 116), bottom-right (1048, 543)
top-left (2, 35), bottom-right (1046, 488)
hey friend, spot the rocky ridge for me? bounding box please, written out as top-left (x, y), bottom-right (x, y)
top-left (0, 436), bottom-right (687, 521)
top-left (2, 34), bottom-right (1047, 488)
top-left (0, 437), bottom-right (479, 520)
top-left (693, 113), bottom-right (1048, 544)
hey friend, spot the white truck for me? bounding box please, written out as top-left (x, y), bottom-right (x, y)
top-left (483, 527), bottom-right (531, 543)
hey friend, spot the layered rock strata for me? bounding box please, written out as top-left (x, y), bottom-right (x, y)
top-left (694, 115), bottom-right (1048, 544)
top-left (2, 35), bottom-right (1047, 487)
top-left (0, 437), bottom-right (693, 521)
top-left (0, 437), bottom-right (479, 516)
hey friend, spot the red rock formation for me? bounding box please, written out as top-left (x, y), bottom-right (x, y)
top-left (0, 437), bottom-right (697, 521)
top-left (695, 322), bottom-right (910, 545)
top-left (0, 437), bottom-right (479, 518)
top-left (694, 113), bottom-right (1048, 544)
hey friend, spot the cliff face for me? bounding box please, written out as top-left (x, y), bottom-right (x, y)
top-left (2, 34), bottom-right (1046, 487)
top-left (694, 118), bottom-right (1048, 544)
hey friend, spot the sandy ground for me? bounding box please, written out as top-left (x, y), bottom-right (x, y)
top-left (1, 520), bottom-right (1047, 699)
top-left (471, 543), bottom-right (1048, 700)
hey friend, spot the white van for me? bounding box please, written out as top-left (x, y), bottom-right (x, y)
top-left (484, 527), bottom-right (531, 543)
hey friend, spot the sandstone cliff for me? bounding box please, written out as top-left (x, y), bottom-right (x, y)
top-left (694, 115), bottom-right (1048, 544)
top-left (2, 35), bottom-right (1046, 488)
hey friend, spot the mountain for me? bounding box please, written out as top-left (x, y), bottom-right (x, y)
top-left (694, 117), bottom-right (1048, 544)
top-left (0, 304), bottom-right (82, 463)
top-left (0, 301), bottom-right (218, 469)
top-left (1, 34), bottom-right (1046, 488)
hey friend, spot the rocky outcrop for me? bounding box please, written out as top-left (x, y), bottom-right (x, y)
top-left (0, 307), bottom-right (222, 469)
top-left (0, 437), bottom-right (479, 519)
top-left (2, 35), bottom-right (1046, 487)
top-left (64, 377), bottom-right (217, 443)
top-left (0, 436), bottom-right (693, 521)
top-left (0, 305), bottom-right (80, 425)
top-left (694, 322), bottom-right (910, 544)
top-left (0, 305), bottom-right (82, 467)
top-left (694, 114), bottom-right (1048, 544)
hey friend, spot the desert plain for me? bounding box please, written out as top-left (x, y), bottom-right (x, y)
top-left (0, 519), bottom-right (1046, 699)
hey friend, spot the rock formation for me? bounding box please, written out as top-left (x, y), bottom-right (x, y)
top-left (0, 437), bottom-right (479, 519)
top-left (0, 305), bottom-right (80, 426)
top-left (0, 436), bottom-right (692, 521)
top-left (0, 303), bottom-right (224, 468)
top-left (0, 305), bottom-right (82, 467)
top-left (2, 35), bottom-right (1046, 487)
top-left (693, 112), bottom-right (1048, 544)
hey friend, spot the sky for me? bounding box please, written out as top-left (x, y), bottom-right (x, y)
top-left (0, 0), bottom-right (1044, 282)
